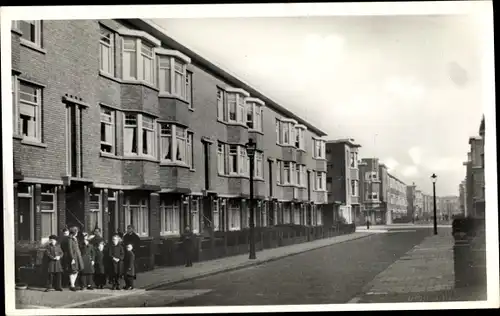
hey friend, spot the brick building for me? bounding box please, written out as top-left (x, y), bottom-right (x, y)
top-left (324, 139), bottom-right (361, 225)
top-left (458, 180), bottom-right (467, 217)
top-left (386, 173), bottom-right (408, 223)
top-left (358, 158), bottom-right (386, 225)
top-left (10, 19), bottom-right (328, 245)
top-left (463, 116), bottom-right (485, 219)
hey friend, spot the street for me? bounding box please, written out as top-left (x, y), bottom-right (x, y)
top-left (76, 227), bottom-right (434, 308)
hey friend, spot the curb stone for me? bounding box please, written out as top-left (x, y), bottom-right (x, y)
top-left (145, 232), bottom-right (374, 290)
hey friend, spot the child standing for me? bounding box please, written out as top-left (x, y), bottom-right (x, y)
top-left (107, 234), bottom-right (124, 290)
top-left (93, 241), bottom-right (106, 289)
top-left (79, 236), bottom-right (95, 290)
top-left (44, 235), bottom-right (64, 292)
top-left (123, 244), bottom-right (136, 290)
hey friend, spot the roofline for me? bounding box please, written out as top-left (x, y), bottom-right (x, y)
top-left (387, 172), bottom-right (407, 185)
top-left (127, 18), bottom-right (327, 137)
top-left (326, 138), bottom-right (362, 148)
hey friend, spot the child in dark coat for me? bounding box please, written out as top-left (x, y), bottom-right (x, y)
top-left (107, 234), bottom-right (124, 290)
top-left (93, 241), bottom-right (106, 289)
top-left (123, 243), bottom-right (136, 290)
top-left (80, 236), bottom-right (96, 290)
top-left (44, 235), bottom-right (64, 292)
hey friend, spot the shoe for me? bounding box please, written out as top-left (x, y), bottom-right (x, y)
top-left (70, 287), bottom-right (77, 292)
top-left (87, 286), bottom-right (94, 290)
top-left (123, 286), bottom-right (129, 290)
top-left (80, 287), bottom-right (86, 291)
top-left (44, 288), bottom-right (54, 292)
top-left (56, 288), bottom-right (63, 292)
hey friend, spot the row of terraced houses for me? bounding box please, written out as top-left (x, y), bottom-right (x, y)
top-left (11, 18), bottom-right (332, 247)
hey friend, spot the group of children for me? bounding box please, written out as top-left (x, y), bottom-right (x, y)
top-left (43, 228), bottom-right (137, 292)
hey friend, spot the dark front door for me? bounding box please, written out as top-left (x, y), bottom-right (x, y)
top-left (203, 141), bottom-right (210, 190)
top-left (107, 197), bottom-right (117, 241)
top-left (18, 197), bottom-right (32, 241)
top-left (65, 185), bottom-right (85, 231)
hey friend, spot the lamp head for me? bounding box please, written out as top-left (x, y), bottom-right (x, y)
top-left (245, 138), bottom-right (257, 157)
top-left (431, 173), bottom-right (438, 183)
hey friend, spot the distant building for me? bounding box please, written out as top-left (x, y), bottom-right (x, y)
top-left (459, 180), bottom-right (467, 217)
top-left (358, 158), bottom-right (386, 225)
top-left (414, 190), bottom-right (424, 220)
top-left (463, 116), bottom-right (485, 218)
top-left (406, 183), bottom-right (416, 222)
top-left (324, 139), bottom-right (362, 225)
top-left (387, 173), bottom-right (408, 223)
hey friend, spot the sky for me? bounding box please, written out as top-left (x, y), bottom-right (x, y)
top-left (152, 10), bottom-right (488, 196)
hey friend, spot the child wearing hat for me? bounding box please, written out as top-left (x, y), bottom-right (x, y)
top-left (44, 235), bottom-right (64, 292)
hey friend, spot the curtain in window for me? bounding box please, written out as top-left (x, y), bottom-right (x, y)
top-left (123, 39), bottom-right (137, 79)
top-left (124, 126), bottom-right (137, 154)
top-left (158, 57), bottom-right (171, 93)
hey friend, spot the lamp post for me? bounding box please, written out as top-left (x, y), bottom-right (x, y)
top-left (431, 173), bottom-right (438, 235)
top-left (246, 138), bottom-right (257, 260)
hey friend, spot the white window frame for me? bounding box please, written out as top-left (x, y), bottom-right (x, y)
top-left (159, 123), bottom-right (193, 167)
top-left (295, 126), bottom-right (306, 150)
top-left (315, 171), bottom-right (326, 191)
top-left (283, 162), bottom-right (291, 185)
top-left (89, 190), bottom-right (103, 232)
top-left (16, 79), bottom-right (42, 142)
top-left (213, 199), bottom-right (221, 231)
top-left (186, 71), bottom-right (193, 108)
top-left (276, 119), bottom-right (282, 144)
top-left (254, 152), bottom-right (264, 179)
top-left (99, 27), bottom-right (115, 76)
top-left (296, 165), bottom-right (302, 186)
top-left (217, 88), bottom-right (226, 121)
top-left (313, 138), bottom-right (326, 159)
top-left (100, 106), bottom-right (115, 154)
top-left (18, 20), bottom-right (42, 47)
top-left (365, 171), bottom-right (378, 181)
top-left (160, 198), bottom-right (181, 236)
top-left (217, 142), bottom-right (227, 175)
top-left (276, 160), bottom-right (282, 184)
top-left (228, 200), bottom-right (241, 231)
top-left (316, 206), bottom-right (323, 225)
top-left (124, 196), bottom-right (149, 237)
top-left (239, 146), bottom-right (248, 175)
top-left (157, 51), bottom-right (192, 101)
top-left (124, 113), bottom-right (157, 158)
top-left (293, 204), bottom-right (300, 224)
top-left (246, 99), bottom-right (264, 132)
top-left (122, 36), bottom-right (156, 85)
top-left (351, 180), bottom-right (359, 197)
top-left (350, 152), bottom-right (358, 168)
top-left (191, 197), bottom-right (200, 234)
top-left (229, 145), bottom-right (239, 175)
top-left (283, 204), bottom-right (291, 224)
top-left (40, 186), bottom-right (57, 243)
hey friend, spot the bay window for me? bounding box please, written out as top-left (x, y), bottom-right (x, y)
top-left (217, 142), bottom-right (227, 175)
top-left (276, 160), bottom-right (282, 184)
top-left (89, 190), bottom-right (102, 232)
top-left (124, 113), bottom-right (156, 158)
top-left (313, 138), bottom-right (326, 159)
top-left (40, 186), bottom-right (57, 241)
top-left (160, 197), bottom-right (181, 236)
top-left (186, 71), bottom-right (193, 107)
top-left (254, 152), bottom-right (264, 179)
top-left (15, 80), bottom-right (43, 142)
top-left (223, 88), bottom-right (250, 124)
top-left (158, 54), bottom-right (190, 98)
top-left (295, 125), bottom-right (306, 150)
top-left (229, 145), bottom-right (238, 174)
top-left (282, 161), bottom-right (297, 185)
top-left (217, 88), bottom-right (225, 120)
top-left (351, 180), bottom-right (359, 196)
top-left (239, 147), bottom-right (248, 175)
top-left (124, 196), bottom-right (149, 237)
top-left (277, 118), bottom-right (297, 147)
top-left (121, 32), bottom-right (161, 85)
top-left (99, 27), bottom-right (114, 75)
top-left (213, 200), bottom-right (220, 231)
top-left (160, 123), bottom-right (193, 167)
top-left (100, 107), bottom-right (115, 154)
top-left (223, 144), bottom-right (249, 177)
top-left (276, 119), bottom-right (282, 144)
top-left (246, 98), bottom-right (265, 132)
top-left (350, 152), bottom-right (358, 168)
top-left (283, 204), bottom-right (291, 224)
top-left (315, 171), bottom-right (326, 191)
top-left (228, 200), bottom-right (241, 231)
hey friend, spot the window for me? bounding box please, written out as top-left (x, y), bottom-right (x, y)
top-left (276, 119), bottom-right (282, 144)
top-left (217, 88), bottom-right (225, 120)
top-left (122, 37), bottom-right (156, 85)
top-left (100, 107), bottom-right (115, 153)
top-left (160, 198), bottom-right (180, 235)
top-left (19, 20), bottom-right (42, 47)
top-left (365, 171), bottom-right (378, 181)
top-left (313, 139), bottom-right (326, 159)
top-left (99, 27), bottom-right (114, 75)
top-left (293, 205), bottom-right (300, 224)
top-left (284, 162), bottom-right (291, 184)
top-left (283, 204), bottom-right (291, 224)
top-left (367, 192), bottom-right (379, 200)
top-left (140, 42), bottom-right (154, 83)
top-left (186, 71), bottom-right (193, 107)
top-left (40, 186), bottom-right (57, 240)
top-left (227, 93), bottom-right (237, 122)
top-left (315, 171), bottom-right (326, 191)
top-left (217, 143), bottom-right (227, 175)
top-left (16, 80), bottom-right (42, 142)
top-left (160, 123), bottom-right (193, 167)
top-left (351, 180), bottom-right (359, 196)
top-left (89, 190), bottom-right (102, 232)
top-left (124, 196), bottom-right (149, 237)
top-left (239, 147), bottom-right (248, 175)
top-left (191, 197), bottom-right (200, 234)
top-left (123, 38), bottom-right (137, 80)
top-left (296, 165), bottom-right (304, 187)
top-left (213, 200), bottom-right (220, 231)
top-left (295, 127), bottom-right (306, 150)
top-left (273, 202), bottom-right (279, 225)
top-left (157, 54), bottom-right (190, 99)
top-left (124, 113), bottom-right (156, 157)
top-left (276, 119), bottom-right (296, 147)
top-left (261, 201), bottom-right (268, 227)
top-left (17, 184), bottom-right (34, 241)
top-left (350, 152), bottom-right (358, 168)
top-left (254, 152), bottom-right (264, 179)
top-left (246, 100), bottom-right (264, 132)
top-left (316, 206), bottom-right (323, 225)
top-left (229, 145), bottom-right (238, 174)
top-left (228, 200), bottom-right (241, 231)
top-left (276, 160), bottom-right (282, 185)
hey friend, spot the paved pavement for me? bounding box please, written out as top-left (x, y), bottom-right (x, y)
top-left (85, 228), bottom-right (432, 307)
top-left (15, 231), bottom-right (373, 309)
top-left (349, 228), bottom-right (487, 303)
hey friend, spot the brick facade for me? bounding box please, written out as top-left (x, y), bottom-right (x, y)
top-left (11, 19), bottom-right (329, 249)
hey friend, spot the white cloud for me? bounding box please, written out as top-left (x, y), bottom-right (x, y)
top-left (401, 165), bottom-right (419, 177)
top-left (384, 157), bottom-right (400, 171)
top-left (431, 157), bottom-right (464, 172)
top-left (408, 146), bottom-right (423, 165)
top-left (385, 76), bottom-right (426, 101)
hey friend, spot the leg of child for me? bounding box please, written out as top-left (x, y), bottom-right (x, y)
top-left (86, 274), bottom-right (94, 290)
top-left (80, 274), bottom-right (87, 290)
top-left (55, 272), bottom-right (63, 291)
top-left (128, 275), bottom-right (135, 289)
top-left (45, 273), bottom-right (54, 292)
top-left (69, 272), bottom-right (78, 290)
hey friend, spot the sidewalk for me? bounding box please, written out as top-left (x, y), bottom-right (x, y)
top-left (349, 229), bottom-right (487, 303)
top-left (16, 231), bottom-right (373, 309)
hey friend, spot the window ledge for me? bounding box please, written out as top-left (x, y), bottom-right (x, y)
top-left (190, 168), bottom-right (196, 172)
top-left (158, 92), bottom-right (189, 104)
top-left (13, 134), bottom-right (23, 140)
top-left (123, 155), bottom-right (159, 163)
top-left (20, 39), bottom-right (46, 54)
top-left (312, 157), bottom-right (327, 161)
top-left (297, 148), bottom-right (307, 152)
top-left (188, 107), bottom-right (195, 112)
top-left (225, 122), bottom-right (249, 129)
top-left (277, 143), bottom-right (296, 148)
top-left (100, 152), bottom-right (121, 160)
top-left (11, 28), bottom-right (23, 36)
top-left (99, 71), bottom-right (120, 84)
top-left (160, 161), bottom-right (191, 169)
top-left (121, 79), bottom-right (159, 92)
top-left (248, 129), bottom-right (264, 135)
top-left (160, 233), bottom-right (181, 238)
top-left (21, 139), bottom-right (47, 148)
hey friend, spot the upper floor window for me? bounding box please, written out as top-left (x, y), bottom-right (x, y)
top-left (160, 123), bottom-right (193, 168)
top-left (254, 152), bottom-right (264, 179)
top-left (351, 180), bottom-right (359, 196)
top-left (122, 36), bottom-right (157, 85)
top-left (124, 113), bottom-right (156, 158)
top-left (281, 161), bottom-right (297, 185)
top-left (15, 20), bottom-right (42, 47)
top-left (367, 192), bottom-right (379, 200)
top-left (246, 98), bottom-right (264, 132)
top-left (217, 142), bottom-right (227, 175)
top-left (365, 171), bottom-right (378, 181)
top-left (217, 88), bottom-right (226, 121)
top-left (277, 119), bottom-right (296, 147)
top-left (295, 164), bottom-right (306, 187)
top-left (315, 171), bottom-right (327, 191)
top-left (99, 27), bottom-right (114, 75)
top-left (350, 152), bottom-right (358, 168)
top-left (14, 79), bottom-right (43, 142)
top-left (313, 138), bottom-right (326, 159)
top-left (223, 144), bottom-right (248, 176)
top-left (186, 71), bottom-right (193, 108)
top-left (226, 91), bottom-right (247, 124)
top-left (100, 107), bottom-right (115, 154)
top-left (157, 50), bottom-right (191, 102)
top-left (295, 126), bottom-right (306, 150)
top-left (276, 160), bottom-right (282, 184)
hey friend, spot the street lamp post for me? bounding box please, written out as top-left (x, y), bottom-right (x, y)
top-left (431, 173), bottom-right (438, 235)
top-left (246, 138), bottom-right (257, 260)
